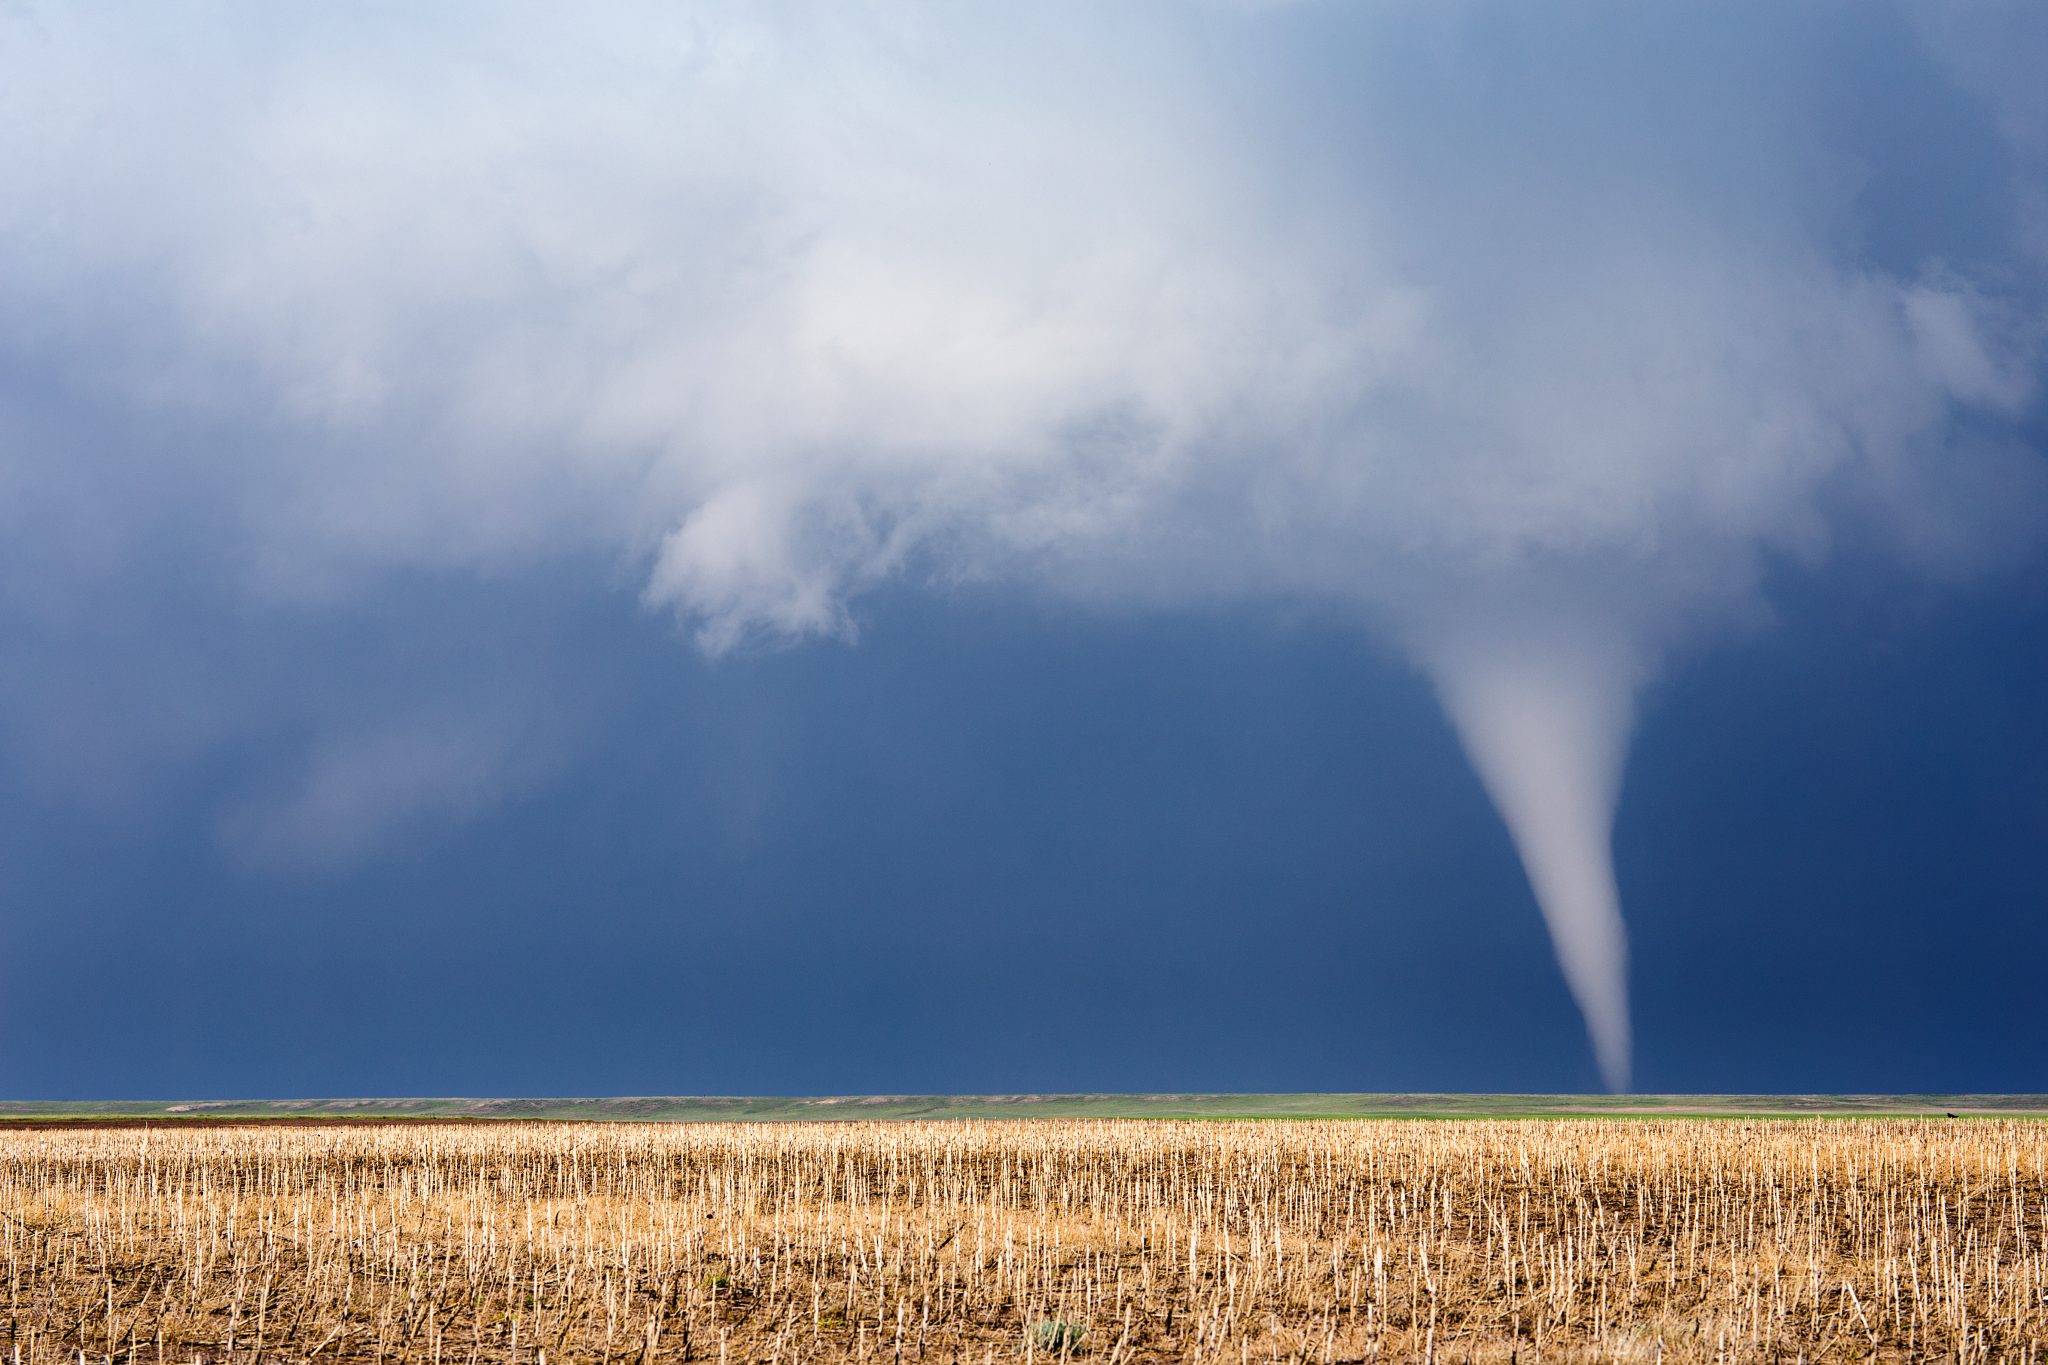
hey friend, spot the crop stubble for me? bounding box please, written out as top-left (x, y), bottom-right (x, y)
top-left (1, 1118), bottom-right (2043, 1362)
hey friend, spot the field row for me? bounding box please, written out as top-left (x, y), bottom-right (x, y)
top-left (2, 1119), bottom-right (2044, 1362)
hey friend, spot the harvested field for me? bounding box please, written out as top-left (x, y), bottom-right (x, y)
top-left (1, 1119), bottom-right (2043, 1363)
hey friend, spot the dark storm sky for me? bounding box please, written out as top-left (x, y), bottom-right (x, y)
top-left (2, 2), bottom-right (2046, 1096)
top-left (4, 564), bottom-right (2042, 1098)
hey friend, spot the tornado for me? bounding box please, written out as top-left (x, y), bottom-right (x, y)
top-left (1418, 623), bottom-right (1644, 1091)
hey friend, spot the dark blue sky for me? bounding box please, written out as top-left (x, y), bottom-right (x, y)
top-left (4, 560), bottom-right (2041, 1098)
top-left (3, 2), bottom-right (2047, 1096)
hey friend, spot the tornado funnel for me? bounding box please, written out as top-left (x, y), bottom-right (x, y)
top-left (1421, 628), bottom-right (1642, 1091)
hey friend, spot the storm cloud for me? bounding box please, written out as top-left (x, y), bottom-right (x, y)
top-left (2, 1), bottom-right (2043, 1084)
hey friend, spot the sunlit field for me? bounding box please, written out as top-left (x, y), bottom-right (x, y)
top-left (3, 1119), bottom-right (2043, 1363)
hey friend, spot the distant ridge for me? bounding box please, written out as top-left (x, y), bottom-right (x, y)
top-left (4, 1094), bottom-right (2046, 1122)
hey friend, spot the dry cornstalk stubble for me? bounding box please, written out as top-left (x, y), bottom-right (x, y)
top-left (2, 1118), bottom-right (2044, 1363)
